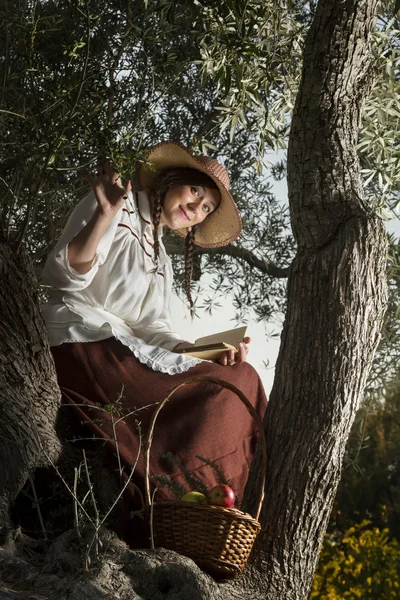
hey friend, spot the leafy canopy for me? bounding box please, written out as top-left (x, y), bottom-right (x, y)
top-left (0, 0), bottom-right (398, 327)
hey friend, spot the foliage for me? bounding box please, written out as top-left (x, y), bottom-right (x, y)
top-left (0, 1), bottom-right (399, 325)
top-left (0, 0), bottom-right (293, 323)
top-left (194, 0), bottom-right (400, 212)
top-left (310, 521), bottom-right (400, 599)
top-left (329, 378), bottom-right (400, 541)
top-left (311, 354), bottom-right (400, 597)
top-left (193, 0), bottom-right (307, 163)
top-left (359, 14), bottom-right (400, 213)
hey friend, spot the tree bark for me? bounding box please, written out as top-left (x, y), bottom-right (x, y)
top-left (245, 0), bottom-right (387, 597)
top-left (0, 243), bottom-right (61, 527)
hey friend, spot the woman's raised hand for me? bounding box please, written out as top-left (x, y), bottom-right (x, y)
top-left (218, 336), bottom-right (251, 366)
top-left (83, 162), bottom-right (132, 219)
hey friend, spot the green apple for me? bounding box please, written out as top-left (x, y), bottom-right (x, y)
top-left (180, 491), bottom-right (207, 503)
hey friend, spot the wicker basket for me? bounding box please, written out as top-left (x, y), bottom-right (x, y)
top-left (144, 375), bottom-right (267, 578)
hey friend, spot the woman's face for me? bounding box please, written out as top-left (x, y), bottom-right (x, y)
top-left (159, 184), bottom-right (220, 230)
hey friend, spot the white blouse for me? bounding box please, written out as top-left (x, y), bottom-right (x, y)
top-left (41, 189), bottom-right (203, 374)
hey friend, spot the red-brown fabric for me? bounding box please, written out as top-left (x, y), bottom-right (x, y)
top-left (51, 338), bottom-right (267, 548)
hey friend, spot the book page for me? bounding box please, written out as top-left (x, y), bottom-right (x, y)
top-left (194, 326), bottom-right (247, 349)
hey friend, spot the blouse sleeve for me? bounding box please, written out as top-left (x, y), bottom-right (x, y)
top-left (41, 190), bottom-right (121, 292)
top-left (134, 306), bottom-right (185, 351)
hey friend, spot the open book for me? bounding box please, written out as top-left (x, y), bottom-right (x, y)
top-left (177, 326), bottom-right (247, 361)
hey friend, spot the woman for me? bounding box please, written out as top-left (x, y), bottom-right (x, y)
top-left (41, 141), bottom-right (267, 547)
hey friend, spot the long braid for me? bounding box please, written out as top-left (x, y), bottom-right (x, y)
top-left (151, 188), bottom-right (163, 266)
top-left (184, 227), bottom-right (196, 316)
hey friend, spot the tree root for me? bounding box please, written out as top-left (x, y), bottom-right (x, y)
top-left (0, 527), bottom-right (230, 600)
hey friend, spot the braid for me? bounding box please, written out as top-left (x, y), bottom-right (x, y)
top-left (151, 188), bottom-right (163, 266)
top-left (184, 227), bottom-right (196, 316)
top-left (147, 167), bottom-right (218, 309)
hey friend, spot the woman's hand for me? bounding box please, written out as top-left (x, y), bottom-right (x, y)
top-left (68, 162), bottom-right (131, 274)
top-left (218, 336), bottom-right (251, 366)
top-left (83, 161), bottom-right (132, 219)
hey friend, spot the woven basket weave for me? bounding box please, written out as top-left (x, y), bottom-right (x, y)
top-left (145, 376), bottom-right (267, 578)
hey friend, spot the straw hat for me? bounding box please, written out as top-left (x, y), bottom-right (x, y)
top-left (137, 141), bottom-right (242, 248)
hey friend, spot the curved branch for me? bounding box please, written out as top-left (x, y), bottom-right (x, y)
top-left (165, 241), bottom-right (290, 278)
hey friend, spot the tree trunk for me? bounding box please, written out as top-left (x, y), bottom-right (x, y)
top-left (0, 242), bottom-right (61, 528)
top-left (246, 0), bottom-right (387, 597)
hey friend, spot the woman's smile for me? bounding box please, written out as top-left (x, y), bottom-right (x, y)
top-left (179, 206), bottom-right (190, 221)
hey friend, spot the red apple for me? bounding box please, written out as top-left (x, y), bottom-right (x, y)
top-left (207, 485), bottom-right (235, 508)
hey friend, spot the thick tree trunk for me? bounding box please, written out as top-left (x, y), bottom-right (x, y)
top-left (0, 243), bottom-right (61, 528)
top-left (246, 0), bottom-right (387, 598)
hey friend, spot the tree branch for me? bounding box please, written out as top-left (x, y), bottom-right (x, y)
top-left (165, 241), bottom-right (290, 278)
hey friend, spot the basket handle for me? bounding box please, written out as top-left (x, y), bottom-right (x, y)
top-left (144, 375), bottom-right (267, 521)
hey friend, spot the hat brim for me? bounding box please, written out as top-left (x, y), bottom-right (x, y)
top-left (137, 141), bottom-right (242, 248)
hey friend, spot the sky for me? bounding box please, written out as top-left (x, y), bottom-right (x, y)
top-left (170, 164), bottom-right (400, 397)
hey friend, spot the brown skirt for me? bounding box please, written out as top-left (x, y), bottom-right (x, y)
top-left (51, 338), bottom-right (267, 548)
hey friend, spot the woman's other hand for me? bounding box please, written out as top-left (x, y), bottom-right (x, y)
top-left (218, 336), bottom-right (251, 366)
top-left (83, 162), bottom-right (132, 219)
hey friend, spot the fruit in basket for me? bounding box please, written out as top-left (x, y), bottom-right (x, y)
top-left (207, 485), bottom-right (235, 508)
top-left (180, 491), bottom-right (207, 503)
